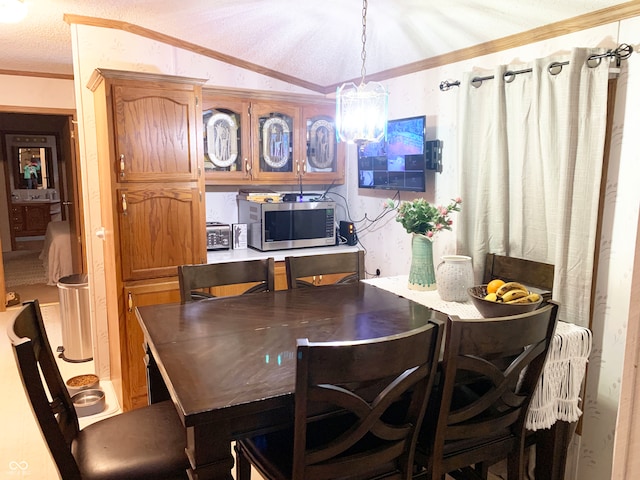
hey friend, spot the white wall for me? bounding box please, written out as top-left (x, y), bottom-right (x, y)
top-left (66, 18), bottom-right (640, 479)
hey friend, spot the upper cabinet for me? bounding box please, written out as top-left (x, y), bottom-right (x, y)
top-left (202, 88), bottom-right (344, 186)
top-left (112, 84), bottom-right (200, 182)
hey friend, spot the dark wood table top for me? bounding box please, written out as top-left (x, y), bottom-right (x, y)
top-left (136, 282), bottom-right (443, 429)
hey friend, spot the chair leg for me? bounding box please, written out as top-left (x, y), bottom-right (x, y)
top-left (234, 442), bottom-right (252, 480)
top-left (507, 448), bottom-right (525, 480)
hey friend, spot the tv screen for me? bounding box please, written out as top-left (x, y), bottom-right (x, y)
top-left (357, 115), bottom-right (426, 192)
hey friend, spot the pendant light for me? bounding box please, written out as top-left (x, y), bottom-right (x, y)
top-left (336, 0), bottom-right (388, 144)
top-left (0, 0), bottom-right (27, 23)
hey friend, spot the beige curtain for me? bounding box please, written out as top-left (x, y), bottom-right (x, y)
top-left (457, 48), bottom-right (611, 327)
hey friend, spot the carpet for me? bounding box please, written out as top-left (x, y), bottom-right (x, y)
top-left (3, 250), bottom-right (48, 287)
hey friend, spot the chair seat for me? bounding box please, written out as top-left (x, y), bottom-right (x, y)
top-left (72, 400), bottom-right (188, 480)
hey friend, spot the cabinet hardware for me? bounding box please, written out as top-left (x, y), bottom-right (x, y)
top-left (119, 154), bottom-right (125, 177)
top-left (121, 194), bottom-right (127, 215)
top-left (127, 292), bottom-right (133, 312)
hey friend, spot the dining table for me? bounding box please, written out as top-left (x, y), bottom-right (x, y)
top-left (136, 281), bottom-right (445, 480)
top-left (137, 277), bottom-right (591, 480)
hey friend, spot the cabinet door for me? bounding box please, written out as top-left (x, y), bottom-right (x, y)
top-left (123, 280), bottom-right (181, 410)
top-left (202, 95), bottom-right (252, 184)
top-left (113, 85), bottom-right (200, 182)
top-left (24, 204), bottom-right (50, 233)
top-left (250, 102), bottom-right (301, 182)
top-left (300, 104), bottom-right (345, 184)
top-left (118, 186), bottom-right (204, 281)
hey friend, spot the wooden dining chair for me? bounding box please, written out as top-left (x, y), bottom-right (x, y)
top-left (178, 258), bottom-right (275, 302)
top-left (483, 253), bottom-right (554, 293)
top-left (285, 250), bottom-right (365, 288)
top-left (7, 300), bottom-right (189, 479)
top-left (412, 301), bottom-right (559, 480)
top-left (235, 319), bottom-right (444, 480)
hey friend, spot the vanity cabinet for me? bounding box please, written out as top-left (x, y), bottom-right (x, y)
top-left (9, 202), bottom-right (61, 249)
top-left (202, 88), bottom-right (344, 186)
top-left (89, 69), bottom-right (206, 411)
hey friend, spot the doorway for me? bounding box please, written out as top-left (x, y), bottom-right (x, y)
top-left (1, 111), bottom-right (85, 309)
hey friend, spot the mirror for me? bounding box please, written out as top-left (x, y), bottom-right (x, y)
top-left (6, 134), bottom-right (58, 192)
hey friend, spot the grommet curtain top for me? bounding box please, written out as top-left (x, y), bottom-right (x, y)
top-left (439, 43), bottom-right (633, 91)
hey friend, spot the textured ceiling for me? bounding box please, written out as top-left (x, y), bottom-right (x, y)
top-left (0, 0), bottom-right (632, 87)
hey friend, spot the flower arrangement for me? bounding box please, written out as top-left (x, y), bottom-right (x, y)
top-left (385, 197), bottom-right (462, 238)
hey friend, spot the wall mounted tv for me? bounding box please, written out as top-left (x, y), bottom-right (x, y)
top-left (357, 115), bottom-right (427, 192)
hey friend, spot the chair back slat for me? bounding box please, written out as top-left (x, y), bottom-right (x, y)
top-left (285, 251), bottom-right (364, 289)
top-left (178, 258), bottom-right (275, 302)
top-left (483, 253), bottom-right (554, 291)
top-left (292, 320), bottom-right (443, 480)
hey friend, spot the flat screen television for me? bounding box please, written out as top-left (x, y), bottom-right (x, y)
top-left (357, 115), bottom-right (426, 192)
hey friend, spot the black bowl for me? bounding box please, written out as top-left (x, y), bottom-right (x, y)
top-left (467, 285), bottom-right (543, 318)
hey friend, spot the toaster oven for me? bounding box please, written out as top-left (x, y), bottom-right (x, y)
top-left (206, 222), bottom-right (231, 250)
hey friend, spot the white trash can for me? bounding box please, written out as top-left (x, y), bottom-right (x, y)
top-left (57, 274), bottom-right (92, 362)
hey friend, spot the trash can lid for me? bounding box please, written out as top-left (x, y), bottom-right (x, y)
top-left (58, 274), bottom-right (88, 286)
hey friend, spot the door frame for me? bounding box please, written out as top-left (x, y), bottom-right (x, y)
top-left (0, 106), bottom-right (84, 307)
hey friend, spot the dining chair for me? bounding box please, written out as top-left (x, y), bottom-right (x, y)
top-left (285, 250), bottom-right (365, 288)
top-left (412, 301), bottom-right (559, 480)
top-left (483, 253), bottom-right (554, 294)
top-left (235, 319), bottom-right (444, 480)
top-left (178, 258), bottom-right (275, 302)
top-left (8, 300), bottom-right (189, 480)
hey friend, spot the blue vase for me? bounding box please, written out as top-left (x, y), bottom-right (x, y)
top-left (408, 233), bottom-right (437, 291)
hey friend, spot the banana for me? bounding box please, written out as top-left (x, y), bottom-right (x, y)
top-left (500, 289), bottom-right (529, 303)
top-left (496, 281), bottom-right (528, 298)
top-left (484, 292), bottom-right (498, 302)
top-left (506, 293), bottom-right (541, 304)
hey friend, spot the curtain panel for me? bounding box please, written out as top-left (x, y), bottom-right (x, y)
top-left (457, 48), bottom-right (610, 327)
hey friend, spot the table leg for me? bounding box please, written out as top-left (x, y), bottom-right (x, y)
top-left (185, 424), bottom-right (235, 480)
top-left (534, 420), bottom-right (576, 480)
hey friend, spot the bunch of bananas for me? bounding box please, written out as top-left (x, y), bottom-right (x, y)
top-left (484, 282), bottom-right (541, 304)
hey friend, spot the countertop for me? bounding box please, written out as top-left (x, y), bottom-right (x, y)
top-left (206, 244), bottom-right (360, 264)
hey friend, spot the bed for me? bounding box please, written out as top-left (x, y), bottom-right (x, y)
top-left (39, 220), bottom-right (73, 286)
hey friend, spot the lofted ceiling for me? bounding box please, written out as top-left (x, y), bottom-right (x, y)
top-left (0, 0), bottom-right (635, 92)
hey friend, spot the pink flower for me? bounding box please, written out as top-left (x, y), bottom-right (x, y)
top-left (455, 197), bottom-right (462, 204)
top-left (439, 207), bottom-right (448, 216)
top-left (448, 220), bottom-right (453, 225)
top-left (435, 223), bottom-right (444, 231)
top-left (426, 231), bottom-right (434, 238)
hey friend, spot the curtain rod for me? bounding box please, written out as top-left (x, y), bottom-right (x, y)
top-left (439, 44), bottom-right (633, 91)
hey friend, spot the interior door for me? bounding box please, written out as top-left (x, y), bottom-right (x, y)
top-left (60, 116), bottom-right (85, 273)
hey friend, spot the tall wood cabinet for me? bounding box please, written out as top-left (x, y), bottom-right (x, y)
top-left (89, 69), bottom-right (207, 410)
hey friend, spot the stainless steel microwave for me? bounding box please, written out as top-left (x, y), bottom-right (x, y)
top-left (238, 199), bottom-right (336, 251)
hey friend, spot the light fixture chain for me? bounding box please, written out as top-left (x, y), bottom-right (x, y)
top-left (360, 0), bottom-right (368, 85)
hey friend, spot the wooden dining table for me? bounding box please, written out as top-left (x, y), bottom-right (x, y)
top-left (136, 282), bottom-right (445, 480)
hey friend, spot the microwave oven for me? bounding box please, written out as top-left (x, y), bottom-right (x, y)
top-left (238, 199), bottom-right (336, 251)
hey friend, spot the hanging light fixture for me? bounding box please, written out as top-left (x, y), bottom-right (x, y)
top-left (0, 0), bottom-right (28, 23)
top-left (336, 0), bottom-right (388, 144)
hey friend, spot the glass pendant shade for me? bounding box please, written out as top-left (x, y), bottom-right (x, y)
top-left (336, 81), bottom-right (388, 144)
top-left (0, 0), bottom-right (27, 23)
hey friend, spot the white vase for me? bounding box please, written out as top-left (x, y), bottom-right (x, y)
top-left (436, 255), bottom-right (474, 302)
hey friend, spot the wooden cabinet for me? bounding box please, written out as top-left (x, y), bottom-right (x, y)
top-left (123, 280), bottom-right (181, 409)
top-left (202, 88), bottom-right (344, 186)
top-left (9, 202), bottom-right (61, 250)
top-left (89, 69), bottom-right (206, 411)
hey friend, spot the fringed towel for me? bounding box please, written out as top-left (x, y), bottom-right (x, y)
top-left (363, 276), bottom-right (593, 430)
top-left (526, 321), bottom-right (592, 430)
